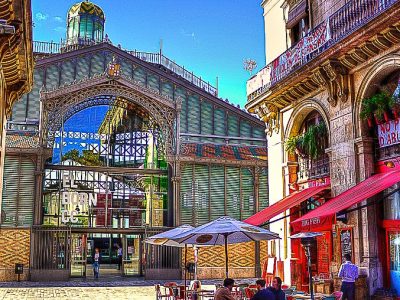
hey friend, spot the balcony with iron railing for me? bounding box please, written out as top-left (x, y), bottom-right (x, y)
top-left (247, 0), bottom-right (399, 103)
top-left (33, 38), bottom-right (218, 97)
top-left (297, 155), bottom-right (330, 182)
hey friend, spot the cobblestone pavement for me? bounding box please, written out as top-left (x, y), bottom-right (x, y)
top-left (0, 278), bottom-right (256, 299)
top-left (0, 286), bottom-right (156, 300)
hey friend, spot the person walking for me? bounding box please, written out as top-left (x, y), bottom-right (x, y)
top-left (117, 244), bottom-right (123, 270)
top-left (93, 248), bottom-right (101, 279)
top-left (251, 279), bottom-right (275, 300)
top-left (338, 254), bottom-right (359, 300)
top-left (267, 277), bottom-right (286, 300)
top-left (215, 278), bottom-right (236, 300)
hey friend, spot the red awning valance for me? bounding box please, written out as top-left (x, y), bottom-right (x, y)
top-left (244, 184), bottom-right (330, 226)
top-left (291, 170), bottom-right (400, 232)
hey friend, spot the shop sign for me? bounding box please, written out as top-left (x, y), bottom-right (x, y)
top-left (61, 174), bottom-right (97, 224)
top-left (377, 118), bottom-right (400, 148)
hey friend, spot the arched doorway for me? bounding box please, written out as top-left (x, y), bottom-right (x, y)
top-left (285, 104), bottom-right (331, 291)
top-left (32, 74), bottom-right (178, 279)
top-left (356, 62), bottom-right (400, 295)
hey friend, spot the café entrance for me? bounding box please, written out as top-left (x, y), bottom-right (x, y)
top-left (70, 232), bottom-right (142, 278)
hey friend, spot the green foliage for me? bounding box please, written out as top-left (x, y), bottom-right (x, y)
top-left (360, 92), bottom-right (394, 121)
top-left (62, 149), bottom-right (102, 166)
top-left (285, 122), bottom-right (327, 159)
top-left (285, 135), bottom-right (303, 155)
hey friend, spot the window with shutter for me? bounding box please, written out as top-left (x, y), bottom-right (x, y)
top-left (214, 108), bottom-right (226, 143)
top-left (241, 168), bottom-right (255, 219)
top-left (133, 67), bottom-right (146, 86)
top-left (147, 73), bottom-right (159, 92)
top-left (180, 164), bottom-right (193, 224)
top-left (1, 156), bottom-right (35, 227)
top-left (188, 95), bottom-right (200, 141)
top-left (240, 120), bottom-right (252, 139)
top-left (258, 167), bottom-right (269, 210)
top-left (226, 167), bottom-right (240, 220)
top-left (194, 164), bottom-right (210, 225)
top-left (201, 101), bottom-right (213, 142)
top-left (210, 165), bottom-right (225, 219)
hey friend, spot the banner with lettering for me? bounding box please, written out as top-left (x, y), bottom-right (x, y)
top-left (377, 118), bottom-right (400, 147)
top-left (270, 21), bottom-right (331, 84)
top-left (291, 214), bottom-right (335, 233)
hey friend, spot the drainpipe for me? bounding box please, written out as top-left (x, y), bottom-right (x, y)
top-left (307, 0), bottom-right (313, 29)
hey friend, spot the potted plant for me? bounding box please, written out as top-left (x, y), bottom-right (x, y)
top-left (360, 96), bottom-right (376, 128)
top-left (302, 122), bottom-right (326, 159)
top-left (373, 92), bottom-right (393, 123)
top-left (392, 95), bottom-right (400, 119)
top-left (285, 135), bottom-right (305, 157)
top-left (285, 123), bottom-right (326, 160)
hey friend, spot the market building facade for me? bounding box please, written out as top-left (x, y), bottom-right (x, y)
top-left (246, 0), bottom-right (400, 298)
top-left (0, 0), bottom-right (34, 282)
top-left (0, 1), bottom-right (270, 281)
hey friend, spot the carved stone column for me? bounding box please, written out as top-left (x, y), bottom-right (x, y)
top-left (354, 137), bottom-right (382, 294)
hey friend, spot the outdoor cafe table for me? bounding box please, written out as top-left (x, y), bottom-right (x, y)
top-left (186, 289), bottom-right (215, 299)
top-left (288, 293), bottom-right (327, 300)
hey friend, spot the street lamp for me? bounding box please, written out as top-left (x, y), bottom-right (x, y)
top-left (290, 232), bottom-right (322, 300)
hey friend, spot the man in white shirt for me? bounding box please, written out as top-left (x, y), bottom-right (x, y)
top-left (338, 254), bottom-right (359, 300)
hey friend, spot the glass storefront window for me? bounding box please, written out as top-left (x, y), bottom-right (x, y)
top-left (389, 232), bottom-right (400, 296)
top-left (384, 184), bottom-right (400, 220)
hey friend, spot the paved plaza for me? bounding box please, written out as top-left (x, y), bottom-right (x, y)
top-left (0, 286), bottom-right (156, 300)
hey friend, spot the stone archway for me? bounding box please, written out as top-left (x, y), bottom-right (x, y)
top-left (285, 99), bottom-right (330, 141)
top-left (284, 99), bottom-right (330, 188)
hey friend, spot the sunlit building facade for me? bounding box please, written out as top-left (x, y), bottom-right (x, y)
top-left (0, 1), bottom-right (270, 281)
top-left (247, 0), bottom-right (400, 298)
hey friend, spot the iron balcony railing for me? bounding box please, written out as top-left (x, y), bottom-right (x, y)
top-left (33, 39), bottom-right (218, 97)
top-left (247, 0), bottom-right (399, 102)
top-left (298, 155), bottom-right (330, 181)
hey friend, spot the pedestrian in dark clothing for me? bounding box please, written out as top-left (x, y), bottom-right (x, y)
top-left (267, 277), bottom-right (286, 300)
top-left (251, 279), bottom-right (275, 300)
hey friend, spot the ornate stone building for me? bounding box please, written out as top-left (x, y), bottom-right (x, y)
top-left (246, 0), bottom-right (400, 297)
top-left (0, 1), bottom-right (269, 281)
top-left (0, 0), bottom-right (33, 282)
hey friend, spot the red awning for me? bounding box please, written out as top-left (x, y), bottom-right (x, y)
top-left (244, 184), bottom-right (330, 226)
top-left (291, 170), bottom-right (400, 232)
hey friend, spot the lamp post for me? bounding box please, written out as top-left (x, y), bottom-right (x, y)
top-left (301, 237), bottom-right (316, 300)
top-left (290, 232), bottom-right (322, 300)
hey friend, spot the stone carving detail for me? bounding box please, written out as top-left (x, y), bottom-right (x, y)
top-left (311, 60), bottom-right (349, 107)
top-left (255, 103), bottom-right (280, 136)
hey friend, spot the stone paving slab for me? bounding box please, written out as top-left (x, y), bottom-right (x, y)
top-left (0, 287), bottom-right (156, 300)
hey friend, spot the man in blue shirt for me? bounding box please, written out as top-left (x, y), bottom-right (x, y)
top-left (338, 254), bottom-right (359, 300)
top-left (251, 279), bottom-right (275, 300)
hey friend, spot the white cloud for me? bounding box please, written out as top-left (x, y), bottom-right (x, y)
top-left (35, 12), bottom-right (48, 21)
top-left (54, 16), bottom-right (63, 23)
top-left (54, 26), bottom-right (66, 33)
top-left (181, 29), bottom-right (196, 40)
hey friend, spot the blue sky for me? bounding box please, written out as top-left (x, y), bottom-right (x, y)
top-left (32, 0), bottom-right (265, 108)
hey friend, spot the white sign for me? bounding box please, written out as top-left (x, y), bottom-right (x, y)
top-left (61, 173), bottom-right (97, 224)
top-left (377, 118), bottom-right (400, 148)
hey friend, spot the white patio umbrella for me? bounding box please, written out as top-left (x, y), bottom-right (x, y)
top-left (172, 216), bottom-right (280, 278)
top-left (145, 225), bottom-right (200, 294)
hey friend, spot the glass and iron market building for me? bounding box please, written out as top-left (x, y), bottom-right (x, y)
top-left (0, 1), bottom-right (270, 281)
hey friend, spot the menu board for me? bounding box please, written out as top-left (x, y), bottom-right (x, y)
top-left (340, 228), bottom-right (353, 262)
top-left (317, 232), bottom-right (330, 274)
